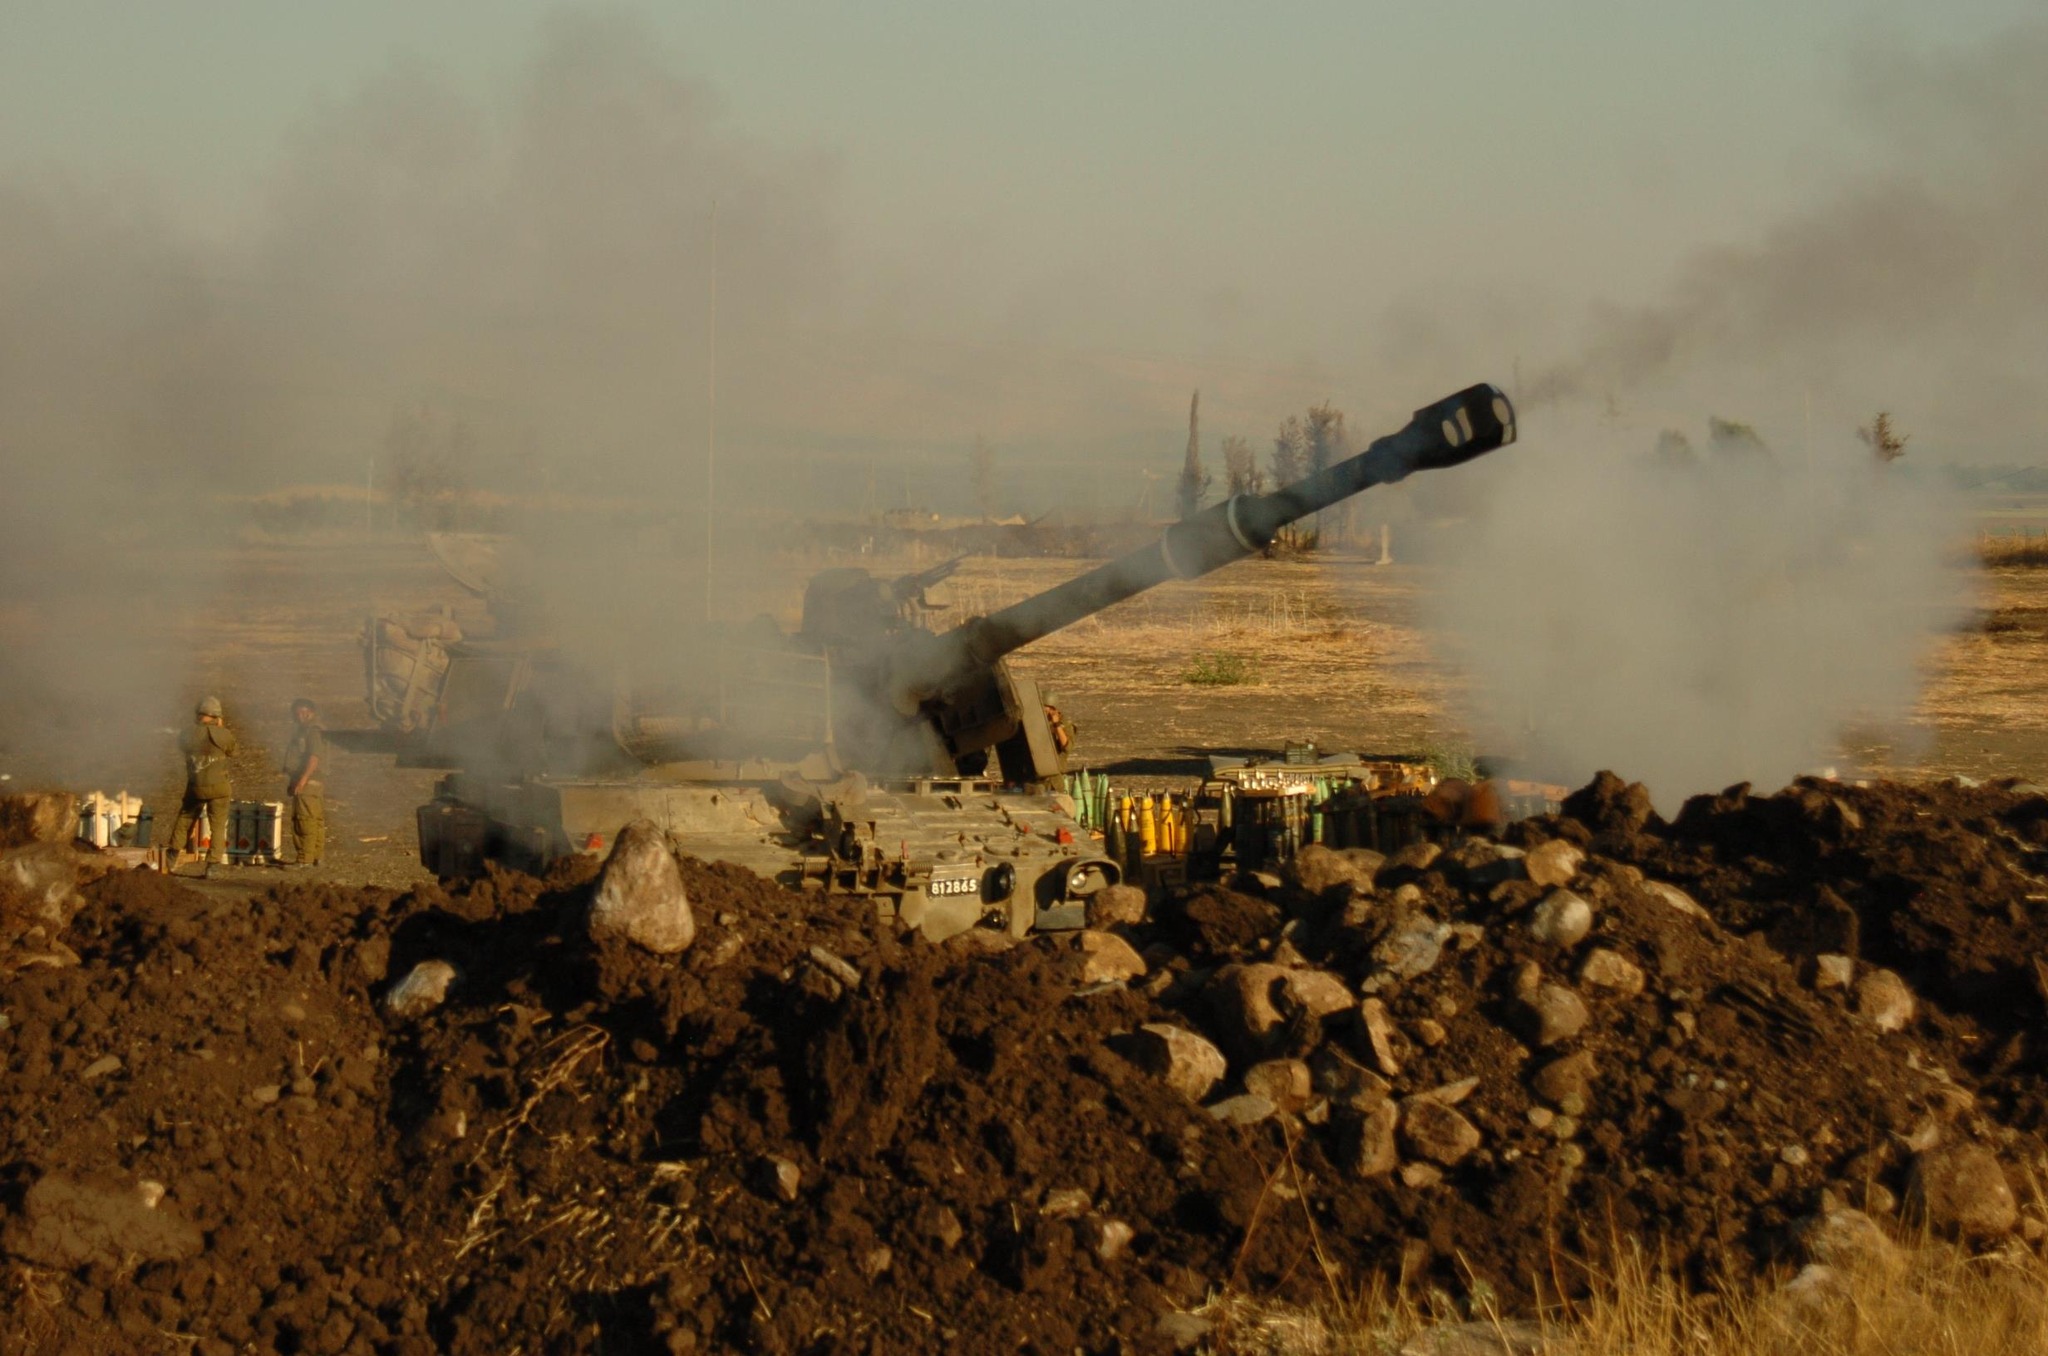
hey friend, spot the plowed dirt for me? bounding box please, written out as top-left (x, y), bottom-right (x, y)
top-left (5, 774), bottom-right (2048, 1354)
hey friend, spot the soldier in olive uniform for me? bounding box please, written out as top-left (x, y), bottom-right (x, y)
top-left (283, 697), bottom-right (329, 868)
top-left (171, 696), bottom-right (238, 874)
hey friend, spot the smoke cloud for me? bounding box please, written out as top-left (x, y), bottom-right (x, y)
top-left (1429, 420), bottom-right (1970, 808)
top-left (0, 12), bottom-right (840, 782)
top-left (1420, 25), bottom-right (2048, 807)
top-left (1530, 24), bottom-right (2048, 459)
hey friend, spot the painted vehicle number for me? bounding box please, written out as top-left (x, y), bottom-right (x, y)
top-left (928, 875), bottom-right (980, 898)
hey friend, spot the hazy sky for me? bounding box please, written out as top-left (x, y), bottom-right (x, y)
top-left (3, 1), bottom-right (2044, 482)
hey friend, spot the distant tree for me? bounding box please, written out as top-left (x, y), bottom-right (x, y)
top-left (1270, 415), bottom-right (1308, 488)
top-left (1707, 416), bottom-right (1772, 461)
top-left (970, 435), bottom-right (996, 518)
top-left (1305, 402), bottom-right (1346, 476)
top-left (1222, 435), bottom-right (1263, 496)
top-left (1306, 401), bottom-right (1349, 538)
top-left (1859, 412), bottom-right (1909, 465)
top-left (1176, 390), bottom-right (1211, 521)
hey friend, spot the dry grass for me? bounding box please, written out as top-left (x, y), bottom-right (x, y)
top-left (1200, 1240), bottom-right (2048, 1355)
top-left (1979, 533), bottom-right (2048, 568)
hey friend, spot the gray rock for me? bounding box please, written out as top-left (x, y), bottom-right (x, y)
top-left (1291, 843), bottom-right (1384, 894)
top-left (1359, 997), bottom-right (1404, 1076)
top-left (1310, 1047), bottom-right (1391, 1111)
top-left (1813, 954), bottom-right (1855, 990)
top-left (1577, 948), bottom-right (1646, 995)
top-left (384, 959), bottom-right (457, 1017)
top-left (1793, 1206), bottom-right (1902, 1274)
top-left (1040, 1187), bottom-right (1091, 1219)
top-left (1207, 1094), bottom-right (1277, 1125)
top-left (1527, 890), bottom-right (1593, 947)
top-left (1207, 962), bottom-right (1290, 1056)
top-left (1906, 1145), bottom-right (2018, 1239)
top-left (806, 945), bottom-right (864, 991)
top-left (1129, 1024), bottom-right (1228, 1102)
top-left (1532, 1051), bottom-right (1597, 1106)
top-left (1374, 918), bottom-right (1451, 980)
top-left (1643, 881), bottom-right (1707, 919)
top-left (78, 1054), bottom-right (121, 1083)
top-left (1419, 1075), bottom-right (1480, 1105)
top-left (589, 820), bottom-right (696, 954)
top-left (1074, 931), bottom-right (1147, 984)
top-left (1523, 839), bottom-right (1585, 889)
top-left (1464, 844), bottom-right (1528, 888)
top-left (1528, 984), bottom-right (1590, 1046)
top-left (1282, 967), bottom-right (1356, 1018)
top-left (920, 1203), bottom-right (964, 1250)
top-left (1855, 968), bottom-right (1915, 1033)
top-left (1401, 1097), bottom-right (1483, 1165)
top-left (1388, 842), bottom-right (1441, 872)
top-left (759, 1155), bottom-right (802, 1203)
top-left (1090, 1217), bottom-right (1136, 1261)
top-left (1399, 1162), bottom-right (1445, 1189)
top-left (1344, 1101), bottom-right (1401, 1176)
top-left (1085, 883), bottom-right (1148, 928)
top-left (1242, 1058), bottom-right (1312, 1110)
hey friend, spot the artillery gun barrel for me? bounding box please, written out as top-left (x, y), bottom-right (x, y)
top-left (902, 383), bottom-right (1514, 700)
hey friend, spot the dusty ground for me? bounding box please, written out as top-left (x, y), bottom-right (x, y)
top-left (2, 534), bottom-right (2045, 882)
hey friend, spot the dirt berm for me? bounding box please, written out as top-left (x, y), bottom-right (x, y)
top-left (4, 774), bottom-right (2047, 1354)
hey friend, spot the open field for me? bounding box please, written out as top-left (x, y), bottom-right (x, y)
top-left (6, 533), bottom-right (2048, 888)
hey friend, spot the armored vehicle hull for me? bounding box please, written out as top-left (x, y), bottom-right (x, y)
top-left (418, 768), bottom-right (1118, 941)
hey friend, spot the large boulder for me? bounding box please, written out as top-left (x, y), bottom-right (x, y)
top-left (1906, 1145), bottom-right (2018, 1239)
top-left (588, 821), bottom-right (696, 954)
top-left (1074, 931), bottom-right (1147, 984)
top-left (1527, 890), bottom-right (1593, 947)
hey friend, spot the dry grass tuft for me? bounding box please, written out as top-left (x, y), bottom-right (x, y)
top-left (1200, 1240), bottom-right (2048, 1355)
top-left (1979, 533), bottom-right (2048, 568)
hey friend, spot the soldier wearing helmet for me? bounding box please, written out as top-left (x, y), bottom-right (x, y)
top-left (170, 696), bottom-right (239, 876)
top-left (281, 697), bottom-right (328, 868)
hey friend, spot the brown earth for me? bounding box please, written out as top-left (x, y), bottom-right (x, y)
top-left (7, 772), bottom-right (2048, 1354)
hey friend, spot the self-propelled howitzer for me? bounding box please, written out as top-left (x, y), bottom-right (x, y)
top-left (839, 383), bottom-right (1517, 780)
top-left (412, 383), bottom-right (1516, 941)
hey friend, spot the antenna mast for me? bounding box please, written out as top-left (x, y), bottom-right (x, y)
top-left (705, 200), bottom-right (718, 623)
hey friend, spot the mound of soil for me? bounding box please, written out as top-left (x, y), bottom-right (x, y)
top-left (4, 774), bottom-right (2047, 1354)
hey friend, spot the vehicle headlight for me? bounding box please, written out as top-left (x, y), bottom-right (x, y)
top-left (1065, 861), bottom-right (1116, 897)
